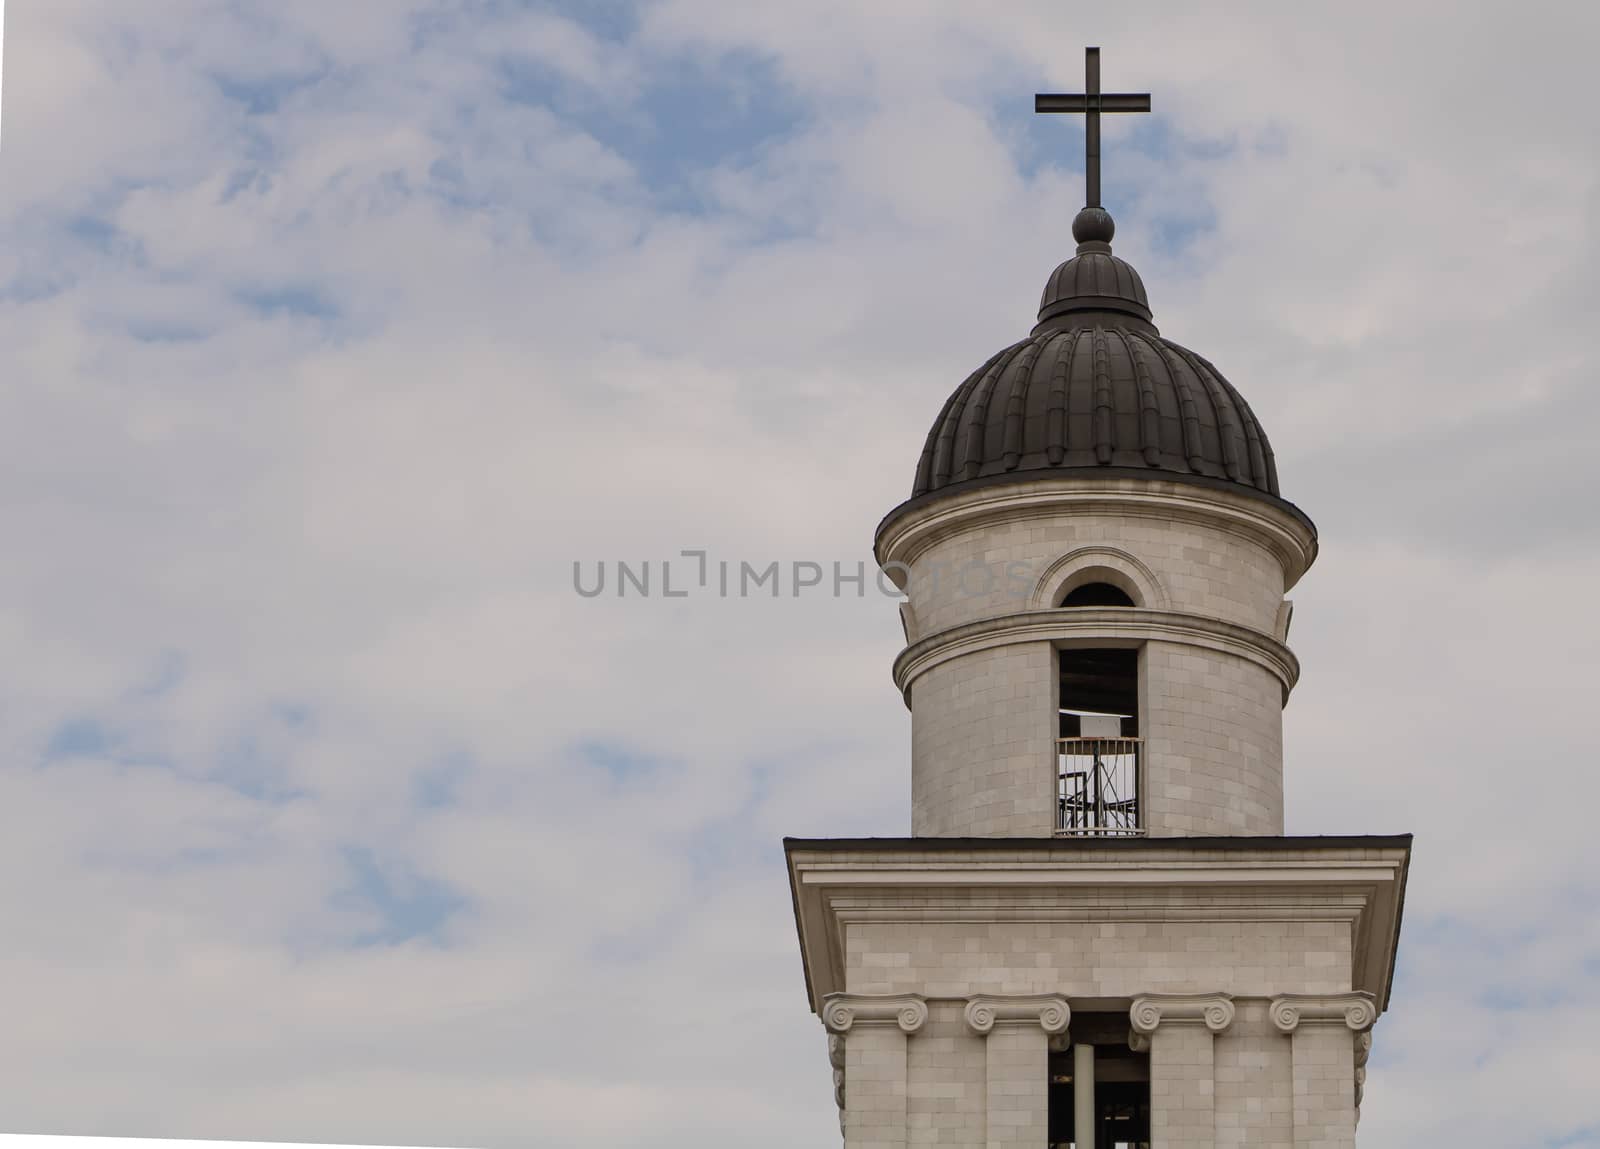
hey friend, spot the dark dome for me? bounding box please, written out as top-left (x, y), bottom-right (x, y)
top-left (910, 209), bottom-right (1282, 503)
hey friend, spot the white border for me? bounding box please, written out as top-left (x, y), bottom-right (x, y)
top-left (0, 1139), bottom-right (474, 1149)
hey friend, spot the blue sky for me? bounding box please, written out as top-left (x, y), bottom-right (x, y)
top-left (1, 1), bottom-right (1598, 1146)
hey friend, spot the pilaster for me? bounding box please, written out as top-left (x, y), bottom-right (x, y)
top-left (823, 993), bottom-right (929, 1149)
top-left (963, 995), bottom-right (1071, 1149)
top-left (1131, 992), bottom-right (1236, 1149)
top-left (1271, 993), bottom-right (1377, 1149)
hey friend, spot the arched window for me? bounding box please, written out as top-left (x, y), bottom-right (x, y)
top-left (1059, 581), bottom-right (1135, 607)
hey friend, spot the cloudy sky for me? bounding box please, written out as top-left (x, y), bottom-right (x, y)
top-left (1, 1), bottom-right (1597, 1145)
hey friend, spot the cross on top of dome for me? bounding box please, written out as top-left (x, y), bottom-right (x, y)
top-left (1035, 47), bottom-right (1151, 245)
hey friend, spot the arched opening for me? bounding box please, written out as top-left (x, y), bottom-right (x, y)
top-left (1058, 646), bottom-right (1142, 836)
top-left (1059, 581), bottom-right (1135, 607)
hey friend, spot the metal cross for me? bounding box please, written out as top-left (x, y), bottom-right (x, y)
top-left (1035, 47), bottom-right (1151, 209)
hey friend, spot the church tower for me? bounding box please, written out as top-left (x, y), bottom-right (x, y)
top-left (786, 50), bottom-right (1411, 1148)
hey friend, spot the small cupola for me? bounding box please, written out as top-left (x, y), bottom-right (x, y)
top-left (1034, 206), bottom-right (1153, 328)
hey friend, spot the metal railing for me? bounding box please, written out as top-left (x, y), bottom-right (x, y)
top-left (1055, 737), bottom-right (1144, 837)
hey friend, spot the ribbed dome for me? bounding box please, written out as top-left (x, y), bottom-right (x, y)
top-left (909, 208), bottom-right (1283, 504)
top-left (911, 326), bottom-right (1278, 497)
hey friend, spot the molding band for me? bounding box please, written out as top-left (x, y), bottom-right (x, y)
top-left (1269, 992), bottom-right (1378, 1034)
top-left (1130, 992), bottom-right (1236, 1034)
top-left (963, 994), bottom-right (1071, 1036)
top-left (893, 606), bottom-right (1299, 701)
top-left (821, 992), bottom-right (929, 1036)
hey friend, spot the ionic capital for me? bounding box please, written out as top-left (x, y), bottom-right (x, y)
top-left (1269, 992), bottom-right (1377, 1034)
top-left (1130, 992), bottom-right (1235, 1035)
top-left (821, 992), bottom-right (929, 1036)
top-left (963, 994), bottom-right (1071, 1036)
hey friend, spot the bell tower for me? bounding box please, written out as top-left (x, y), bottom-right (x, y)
top-left (787, 48), bottom-right (1411, 1148)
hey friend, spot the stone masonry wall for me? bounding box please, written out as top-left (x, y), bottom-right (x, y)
top-left (905, 1002), bottom-right (985, 1145)
top-left (842, 1023), bottom-right (909, 1148)
top-left (899, 499), bottom-right (1286, 644)
top-left (1150, 1023), bottom-right (1217, 1147)
top-left (1142, 639), bottom-right (1285, 836)
top-left (1288, 1023), bottom-right (1360, 1148)
top-left (1215, 1001), bottom-right (1295, 1146)
top-left (910, 642), bottom-right (1056, 836)
top-left (846, 920), bottom-right (1353, 1000)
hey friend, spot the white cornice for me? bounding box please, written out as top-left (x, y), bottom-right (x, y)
top-left (801, 862), bottom-right (1395, 885)
top-left (787, 843), bottom-right (1409, 1018)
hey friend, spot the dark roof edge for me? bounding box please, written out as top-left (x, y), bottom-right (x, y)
top-left (785, 833), bottom-right (1413, 853)
top-left (785, 828), bottom-right (817, 1009)
top-left (1383, 838), bottom-right (1415, 1011)
top-left (876, 468), bottom-right (1318, 547)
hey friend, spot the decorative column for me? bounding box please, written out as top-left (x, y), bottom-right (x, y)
top-left (1130, 993), bottom-right (1236, 1149)
top-left (1073, 1041), bottom-right (1095, 1149)
top-left (963, 994), bottom-right (1071, 1149)
top-left (1270, 993), bottom-right (1377, 1149)
top-left (823, 993), bottom-right (929, 1148)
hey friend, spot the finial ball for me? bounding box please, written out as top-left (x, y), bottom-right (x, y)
top-left (1072, 206), bottom-right (1115, 245)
